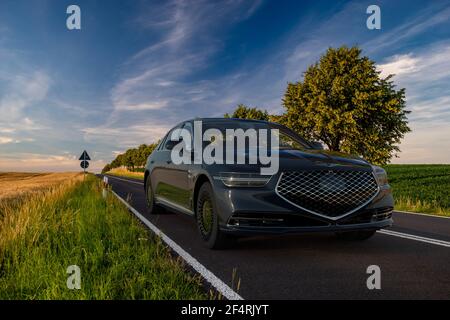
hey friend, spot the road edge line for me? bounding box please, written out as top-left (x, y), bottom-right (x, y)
top-left (106, 175), bottom-right (144, 185)
top-left (378, 229), bottom-right (450, 248)
top-left (394, 210), bottom-right (450, 219)
top-left (111, 190), bottom-right (244, 300)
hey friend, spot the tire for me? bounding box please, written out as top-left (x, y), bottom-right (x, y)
top-left (336, 230), bottom-right (376, 241)
top-left (145, 175), bottom-right (162, 214)
top-left (196, 182), bottom-right (234, 249)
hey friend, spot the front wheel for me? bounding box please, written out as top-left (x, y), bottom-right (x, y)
top-left (336, 230), bottom-right (377, 241)
top-left (196, 182), bottom-right (234, 249)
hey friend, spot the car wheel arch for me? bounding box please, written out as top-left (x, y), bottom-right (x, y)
top-left (144, 170), bottom-right (150, 190)
top-left (193, 174), bottom-right (212, 215)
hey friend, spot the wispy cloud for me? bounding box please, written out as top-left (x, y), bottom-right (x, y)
top-left (364, 4), bottom-right (450, 54)
top-left (378, 42), bottom-right (450, 123)
top-left (377, 54), bottom-right (421, 78)
top-left (377, 41), bottom-right (450, 163)
top-left (0, 70), bottom-right (51, 122)
top-left (90, 0), bottom-right (265, 147)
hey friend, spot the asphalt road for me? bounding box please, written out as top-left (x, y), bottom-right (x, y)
top-left (101, 174), bottom-right (450, 299)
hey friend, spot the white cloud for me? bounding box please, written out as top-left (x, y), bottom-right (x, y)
top-left (378, 44), bottom-right (450, 82)
top-left (377, 54), bottom-right (421, 78)
top-left (376, 41), bottom-right (450, 163)
top-left (0, 137), bottom-right (13, 144)
top-left (82, 124), bottom-right (169, 148)
top-left (115, 101), bottom-right (169, 111)
top-left (0, 71), bottom-right (50, 122)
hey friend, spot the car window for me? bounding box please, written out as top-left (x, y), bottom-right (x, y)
top-left (202, 121), bottom-right (312, 150)
top-left (275, 131), bottom-right (308, 150)
top-left (162, 125), bottom-right (183, 150)
top-left (182, 122), bottom-right (193, 150)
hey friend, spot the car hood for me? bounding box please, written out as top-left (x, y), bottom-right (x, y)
top-left (209, 148), bottom-right (372, 174)
top-left (278, 149), bottom-right (371, 168)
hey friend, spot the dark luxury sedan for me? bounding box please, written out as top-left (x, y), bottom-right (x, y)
top-left (144, 118), bottom-right (394, 249)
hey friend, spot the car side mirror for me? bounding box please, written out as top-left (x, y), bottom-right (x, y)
top-left (310, 141), bottom-right (324, 150)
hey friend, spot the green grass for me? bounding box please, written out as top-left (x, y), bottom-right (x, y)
top-left (0, 174), bottom-right (208, 299)
top-left (384, 164), bottom-right (450, 217)
top-left (107, 172), bottom-right (144, 181)
top-left (106, 167), bottom-right (144, 181)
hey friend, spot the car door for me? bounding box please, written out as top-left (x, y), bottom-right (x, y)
top-left (153, 123), bottom-right (193, 214)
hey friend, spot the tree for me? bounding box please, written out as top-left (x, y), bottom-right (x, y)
top-left (281, 46), bottom-right (410, 164)
top-left (224, 104), bottom-right (269, 121)
top-left (101, 164), bottom-right (111, 174)
top-left (105, 142), bottom-right (159, 172)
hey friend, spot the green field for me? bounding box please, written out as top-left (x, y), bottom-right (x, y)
top-left (384, 164), bottom-right (450, 217)
top-left (0, 174), bottom-right (208, 299)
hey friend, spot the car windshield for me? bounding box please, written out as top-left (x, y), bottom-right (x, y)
top-left (202, 121), bottom-right (312, 150)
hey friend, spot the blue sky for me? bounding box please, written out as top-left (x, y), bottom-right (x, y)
top-left (0, 0), bottom-right (449, 172)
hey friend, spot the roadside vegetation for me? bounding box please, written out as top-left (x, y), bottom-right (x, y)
top-left (102, 143), bottom-right (158, 174)
top-left (106, 167), bottom-right (144, 180)
top-left (0, 173), bottom-right (207, 299)
top-left (384, 164), bottom-right (450, 217)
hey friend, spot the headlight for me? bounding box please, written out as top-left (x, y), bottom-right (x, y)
top-left (372, 166), bottom-right (388, 186)
top-left (213, 172), bottom-right (272, 187)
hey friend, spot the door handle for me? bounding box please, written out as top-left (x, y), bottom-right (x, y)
top-left (166, 160), bottom-right (172, 164)
top-left (150, 160), bottom-right (154, 164)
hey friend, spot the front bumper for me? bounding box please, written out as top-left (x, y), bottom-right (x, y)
top-left (212, 176), bottom-right (394, 235)
top-left (221, 217), bottom-right (393, 235)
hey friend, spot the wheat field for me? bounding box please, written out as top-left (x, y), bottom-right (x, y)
top-left (0, 172), bottom-right (82, 201)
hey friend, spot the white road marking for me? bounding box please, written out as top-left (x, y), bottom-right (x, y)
top-left (378, 229), bottom-right (450, 248)
top-left (111, 190), bottom-right (243, 301)
top-left (106, 175), bottom-right (144, 185)
top-left (394, 210), bottom-right (450, 219)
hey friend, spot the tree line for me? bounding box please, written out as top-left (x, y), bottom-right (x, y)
top-left (102, 143), bottom-right (158, 173)
top-left (103, 45), bottom-right (410, 172)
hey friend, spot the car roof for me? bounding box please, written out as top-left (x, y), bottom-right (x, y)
top-left (184, 117), bottom-right (272, 124)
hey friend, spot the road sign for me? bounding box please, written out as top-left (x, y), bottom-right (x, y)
top-left (80, 160), bottom-right (89, 169)
top-left (79, 150), bottom-right (91, 173)
top-left (79, 150), bottom-right (91, 161)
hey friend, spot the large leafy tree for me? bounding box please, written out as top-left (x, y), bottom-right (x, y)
top-left (281, 46), bottom-right (410, 164)
top-left (224, 104), bottom-right (269, 121)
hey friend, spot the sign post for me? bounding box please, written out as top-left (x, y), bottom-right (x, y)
top-left (79, 150), bottom-right (91, 176)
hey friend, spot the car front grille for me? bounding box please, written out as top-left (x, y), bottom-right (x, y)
top-left (276, 170), bottom-right (379, 218)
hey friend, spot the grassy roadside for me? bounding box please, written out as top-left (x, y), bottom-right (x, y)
top-left (106, 167), bottom-right (144, 180)
top-left (384, 164), bottom-right (450, 217)
top-left (0, 174), bottom-right (207, 299)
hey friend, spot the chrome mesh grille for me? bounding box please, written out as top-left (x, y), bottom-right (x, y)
top-left (276, 170), bottom-right (379, 218)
